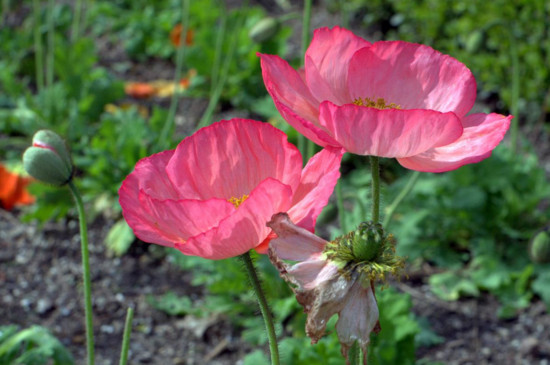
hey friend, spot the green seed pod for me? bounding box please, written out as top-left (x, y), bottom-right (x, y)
top-left (23, 130), bottom-right (73, 186)
top-left (351, 221), bottom-right (384, 262)
top-left (249, 17), bottom-right (279, 43)
top-left (530, 229), bottom-right (550, 264)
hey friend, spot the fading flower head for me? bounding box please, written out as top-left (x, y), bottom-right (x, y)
top-left (259, 26), bottom-right (512, 172)
top-left (267, 213), bottom-right (404, 364)
top-left (119, 119), bottom-right (343, 260)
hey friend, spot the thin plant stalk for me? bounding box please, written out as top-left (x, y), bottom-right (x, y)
top-left (118, 307), bottom-right (134, 365)
top-left (299, 0), bottom-right (314, 161)
top-left (46, 0), bottom-right (55, 88)
top-left (196, 3), bottom-right (246, 130)
top-left (240, 252), bottom-right (280, 365)
top-left (336, 179), bottom-right (347, 233)
top-left (33, 0), bottom-right (44, 93)
top-left (68, 181), bottom-right (95, 365)
top-left (71, 0), bottom-right (83, 43)
top-left (159, 0), bottom-right (190, 150)
top-left (369, 156), bottom-right (380, 223)
top-left (382, 170), bottom-right (421, 228)
top-left (510, 36), bottom-right (519, 153)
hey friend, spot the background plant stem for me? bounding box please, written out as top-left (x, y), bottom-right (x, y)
top-left (68, 181), bottom-right (95, 365)
top-left (118, 307), bottom-right (134, 365)
top-left (46, 0), bottom-right (55, 88)
top-left (160, 0), bottom-right (189, 150)
top-left (33, 0), bottom-right (44, 93)
top-left (336, 180), bottom-right (347, 233)
top-left (382, 170), bottom-right (421, 228)
top-left (71, 0), bottom-right (83, 43)
top-left (240, 252), bottom-right (279, 365)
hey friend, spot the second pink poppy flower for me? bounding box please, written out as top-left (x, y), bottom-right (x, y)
top-left (259, 26), bottom-right (512, 173)
top-left (119, 119), bottom-right (343, 260)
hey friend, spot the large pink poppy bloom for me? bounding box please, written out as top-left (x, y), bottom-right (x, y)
top-left (118, 119), bottom-right (343, 260)
top-left (259, 26), bottom-right (512, 173)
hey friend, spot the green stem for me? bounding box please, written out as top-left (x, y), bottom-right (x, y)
top-left (68, 181), bottom-right (95, 365)
top-left (46, 0), bottom-right (55, 87)
top-left (336, 179), bottom-right (347, 233)
top-left (71, 0), bottom-right (83, 43)
top-left (348, 342), bottom-right (360, 365)
top-left (160, 0), bottom-right (189, 150)
top-left (510, 35), bottom-right (519, 153)
top-left (240, 252), bottom-right (279, 365)
top-left (33, 0), bottom-right (44, 93)
top-left (118, 307), bottom-right (134, 365)
top-left (382, 170), bottom-right (420, 228)
top-left (196, 3), bottom-right (245, 130)
top-left (369, 156), bottom-right (380, 223)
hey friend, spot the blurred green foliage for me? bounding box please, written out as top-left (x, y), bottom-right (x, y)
top-left (0, 325), bottom-right (74, 365)
top-left (346, 0), bottom-right (550, 123)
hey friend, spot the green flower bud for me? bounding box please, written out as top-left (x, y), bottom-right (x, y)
top-left (23, 130), bottom-right (73, 186)
top-left (249, 17), bottom-right (279, 43)
top-left (530, 229), bottom-right (550, 264)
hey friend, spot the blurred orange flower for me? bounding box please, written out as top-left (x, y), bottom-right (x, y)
top-left (170, 25), bottom-right (194, 47)
top-left (124, 82), bottom-right (156, 99)
top-left (0, 163), bottom-right (35, 210)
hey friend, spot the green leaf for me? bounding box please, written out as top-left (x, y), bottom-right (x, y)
top-left (105, 219), bottom-right (135, 256)
top-left (429, 272), bottom-right (480, 301)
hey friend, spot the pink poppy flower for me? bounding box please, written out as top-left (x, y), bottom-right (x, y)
top-left (267, 213), bottom-right (382, 364)
top-left (118, 119), bottom-right (343, 260)
top-left (259, 26), bottom-right (512, 173)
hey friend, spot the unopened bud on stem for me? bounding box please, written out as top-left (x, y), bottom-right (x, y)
top-left (23, 130), bottom-right (73, 186)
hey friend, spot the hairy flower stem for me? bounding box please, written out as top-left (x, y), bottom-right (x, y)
top-left (370, 156), bottom-right (380, 224)
top-left (119, 307), bottom-right (134, 365)
top-left (349, 342), bottom-right (360, 365)
top-left (68, 181), bottom-right (95, 365)
top-left (382, 170), bottom-right (420, 228)
top-left (240, 252), bottom-right (280, 365)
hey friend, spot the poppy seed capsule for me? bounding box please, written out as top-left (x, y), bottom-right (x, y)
top-left (530, 229), bottom-right (550, 264)
top-left (324, 221), bottom-right (405, 283)
top-left (249, 17), bottom-right (279, 43)
top-left (23, 130), bottom-right (73, 186)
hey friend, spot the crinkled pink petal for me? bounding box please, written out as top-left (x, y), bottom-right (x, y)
top-left (122, 189), bottom-right (235, 248)
top-left (288, 147), bottom-right (344, 232)
top-left (318, 101), bottom-right (463, 157)
top-left (398, 113), bottom-right (512, 172)
top-left (288, 260), bottom-right (340, 290)
top-left (336, 281), bottom-right (380, 362)
top-left (180, 178), bottom-right (293, 260)
top-left (267, 212), bottom-right (328, 261)
top-left (124, 149), bottom-right (180, 200)
top-left (348, 41), bottom-right (477, 117)
top-left (305, 26), bottom-right (371, 104)
top-left (166, 119), bottom-right (302, 200)
top-left (259, 53), bottom-right (340, 147)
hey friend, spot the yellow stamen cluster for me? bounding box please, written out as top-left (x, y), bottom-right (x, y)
top-left (228, 194), bottom-right (249, 208)
top-left (353, 97), bottom-right (400, 110)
